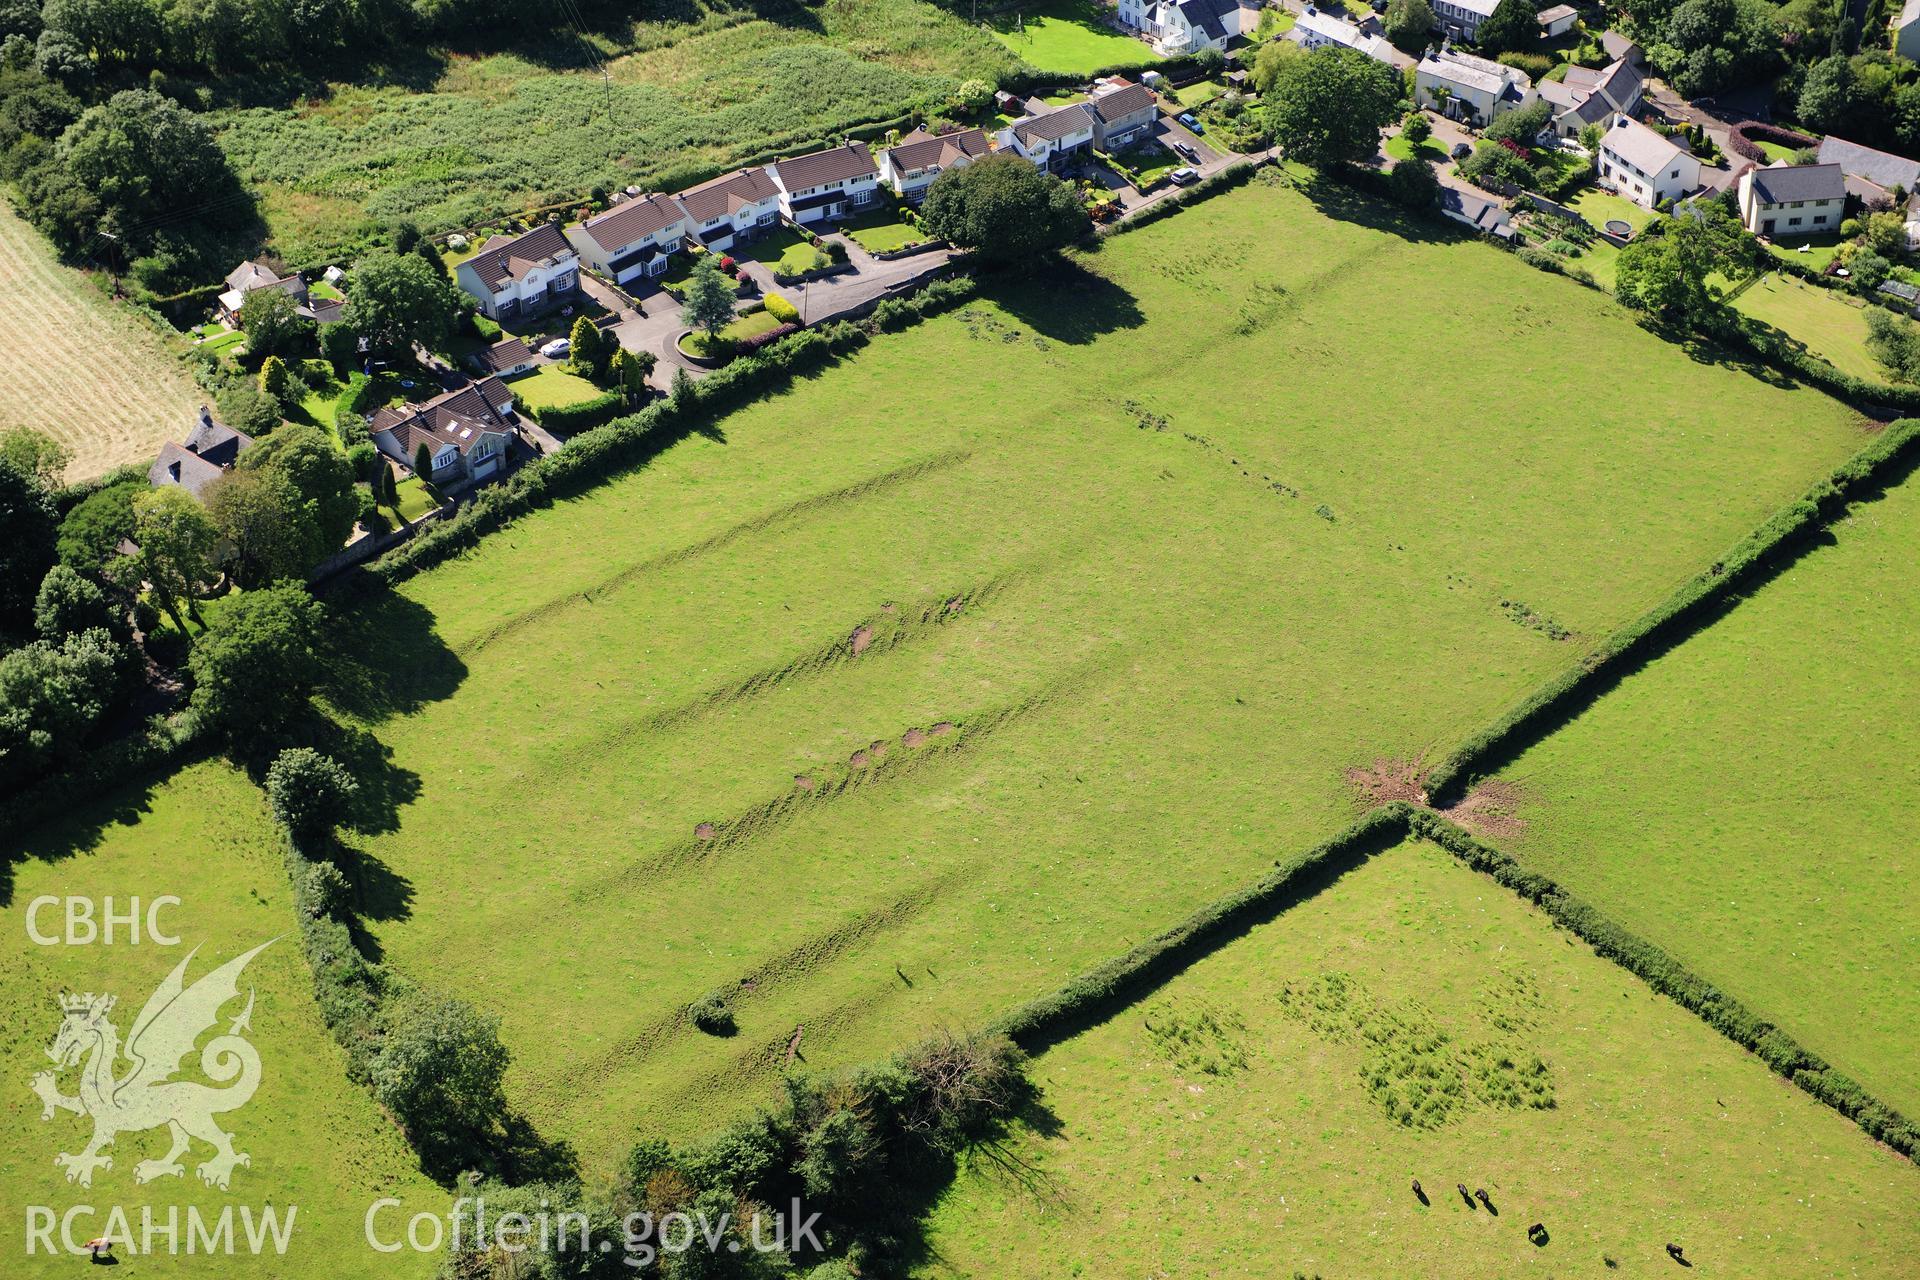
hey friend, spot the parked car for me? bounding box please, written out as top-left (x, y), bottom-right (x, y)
top-left (1169, 167), bottom-right (1199, 186)
top-left (1173, 140), bottom-right (1198, 161)
top-left (1450, 141), bottom-right (1472, 160)
top-left (1178, 113), bottom-right (1205, 134)
top-left (540, 338), bottom-right (571, 359)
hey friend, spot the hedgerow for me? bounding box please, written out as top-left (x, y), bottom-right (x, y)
top-left (1425, 415), bottom-right (1920, 804)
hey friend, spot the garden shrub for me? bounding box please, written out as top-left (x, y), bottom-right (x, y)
top-left (688, 991), bottom-right (735, 1035)
top-left (765, 291), bottom-right (801, 324)
top-left (529, 389), bottom-right (624, 432)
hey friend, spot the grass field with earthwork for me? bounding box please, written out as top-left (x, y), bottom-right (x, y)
top-left (1475, 461), bottom-right (1920, 1119)
top-left (0, 763), bottom-right (442, 1278)
top-left (323, 174), bottom-right (1870, 1172)
top-left (0, 204), bottom-right (204, 483)
top-left (918, 839), bottom-right (1920, 1277)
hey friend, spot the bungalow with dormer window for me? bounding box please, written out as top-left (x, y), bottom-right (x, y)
top-left (565, 194), bottom-right (692, 287)
top-left (369, 377), bottom-right (518, 486)
top-left (771, 143), bottom-right (881, 225)
top-left (454, 223), bottom-right (580, 321)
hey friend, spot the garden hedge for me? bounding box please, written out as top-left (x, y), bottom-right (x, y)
top-left (524, 387), bottom-right (624, 432)
top-left (1425, 416), bottom-right (1920, 804)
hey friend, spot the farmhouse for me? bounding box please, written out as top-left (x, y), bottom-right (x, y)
top-left (675, 167), bottom-right (783, 250)
top-left (879, 128), bottom-right (992, 202)
top-left (1536, 3), bottom-right (1578, 36)
top-left (1288, 7), bottom-right (1396, 63)
top-left (565, 194), bottom-right (693, 286)
top-left (1001, 103), bottom-right (1098, 174)
top-left (1086, 78), bottom-right (1160, 150)
top-left (1415, 49), bottom-right (1536, 127)
top-left (1597, 114), bottom-right (1700, 209)
top-left (454, 223), bottom-right (580, 321)
top-left (771, 143), bottom-right (881, 225)
top-left (217, 260), bottom-right (320, 326)
top-left (1432, 0), bottom-right (1500, 41)
top-left (1737, 162), bottom-right (1846, 237)
top-left (1124, 0), bottom-right (1259, 54)
top-left (147, 406), bottom-right (253, 500)
top-left (1538, 57), bottom-right (1644, 138)
top-left (369, 378), bottom-right (518, 486)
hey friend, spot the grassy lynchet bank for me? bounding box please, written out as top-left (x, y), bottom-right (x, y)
top-left (321, 174), bottom-right (1870, 1171)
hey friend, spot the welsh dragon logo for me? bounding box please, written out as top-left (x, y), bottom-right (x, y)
top-left (31, 940), bottom-right (275, 1191)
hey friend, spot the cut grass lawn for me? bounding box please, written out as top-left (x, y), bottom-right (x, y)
top-left (1169, 78), bottom-right (1226, 108)
top-left (0, 203), bottom-right (205, 483)
top-left (985, 0), bottom-right (1159, 74)
top-left (508, 364), bottom-right (605, 412)
top-left (920, 839), bottom-right (1920, 1277)
top-left (1766, 234), bottom-right (1845, 272)
top-left (739, 227), bottom-right (828, 276)
top-left (388, 474), bottom-right (442, 522)
top-left (325, 174), bottom-right (1869, 1172)
top-left (1109, 141), bottom-right (1180, 187)
top-left (1384, 133), bottom-right (1448, 164)
top-left (837, 210), bottom-right (929, 254)
top-left (678, 309), bottom-right (787, 359)
top-left (1563, 186), bottom-right (1658, 235)
top-left (1732, 272), bottom-right (1885, 382)
top-left (1475, 468), bottom-right (1920, 1119)
top-left (0, 762), bottom-right (444, 1278)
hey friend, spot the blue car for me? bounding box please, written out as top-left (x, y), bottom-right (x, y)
top-left (1178, 112), bottom-right (1205, 133)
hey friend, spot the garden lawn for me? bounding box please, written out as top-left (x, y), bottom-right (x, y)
top-left (739, 227), bottom-right (825, 276)
top-left (1766, 235), bottom-right (1844, 271)
top-left (1563, 186), bottom-right (1658, 235)
top-left (1384, 133), bottom-right (1447, 164)
top-left (509, 364), bottom-right (604, 413)
top-left (986, 0), bottom-right (1159, 74)
top-left (0, 762), bottom-right (444, 1278)
top-left (1732, 273), bottom-right (1884, 382)
top-left (919, 839), bottom-right (1920, 1277)
top-left (1169, 79), bottom-right (1225, 108)
top-left (838, 210), bottom-right (928, 254)
top-left (212, 0), bottom-right (1016, 261)
top-left (325, 174), bottom-right (1870, 1172)
top-left (389, 474), bottom-right (441, 521)
top-left (1755, 138), bottom-right (1804, 162)
top-left (1475, 468), bottom-right (1920, 1118)
top-left (1110, 141), bottom-right (1179, 187)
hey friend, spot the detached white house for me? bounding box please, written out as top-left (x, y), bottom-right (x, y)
top-left (1289, 7), bottom-right (1397, 62)
top-left (1597, 114), bottom-right (1700, 208)
top-left (1737, 162), bottom-right (1846, 237)
top-left (675, 167), bottom-right (783, 252)
top-left (1415, 49), bottom-right (1535, 128)
top-left (878, 128), bottom-right (992, 202)
top-left (771, 143), bottom-right (881, 225)
top-left (1123, 0), bottom-right (1258, 54)
top-left (454, 222), bottom-right (580, 321)
top-left (1433, 0), bottom-right (1500, 40)
top-left (370, 378), bottom-right (518, 486)
top-left (565, 193), bottom-right (692, 286)
top-left (1000, 103), bottom-right (1098, 174)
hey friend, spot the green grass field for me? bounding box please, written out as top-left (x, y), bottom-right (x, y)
top-left (839, 209), bottom-right (929, 254)
top-left (1472, 466), bottom-right (1920, 1118)
top-left (322, 174), bottom-right (1868, 1173)
top-left (1733, 272), bottom-right (1884, 381)
top-left (919, 839), bottom-right (1920, 1277)
top-left (213, 0), bottom-right (1015, 260)
top-left (0, 763), bottom-right (443, 1277)
top-left (986, 0), bottom-right (1160, 75)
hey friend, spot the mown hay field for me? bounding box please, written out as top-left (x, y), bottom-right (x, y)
top-left (329, 174), bottom-right (1870, 1171)
top-left (0, 762), bottom-right (442, 1278)
top-left (214, 0), bottom-right (1017, 261)
top-left (0, 203), bottom-right (203, 482)
top-left (918, 838), bottom-right (1920, 1277)
top-left (1479, 460), bottom-right (1920, 1118)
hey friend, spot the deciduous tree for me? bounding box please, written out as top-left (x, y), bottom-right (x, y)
top-left (1266, 46), bottom-right (1402, 169)
top-left (920, 152), bottom-right (1086, 263)
top-left (341, 250), bottom-right (463, 358)
top-left (0, 455), bottom-right (56, 630)
top-left (186, 581), bottom-right (322, 735)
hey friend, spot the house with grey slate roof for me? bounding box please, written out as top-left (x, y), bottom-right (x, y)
top-left (1737, 162), bottom-right (1846, 237)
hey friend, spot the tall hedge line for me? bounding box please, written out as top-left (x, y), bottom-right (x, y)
top-left (1425, 415), bottom-right (1920, 804)
top-left (1407, 810), bottom-right (1919, 1159)
top-left (519, 387), bottom-right (625, 432)
top-left (0, 717), bottom-right (203, 837)
top-left (992, 806), bottom-right (1409, 1051)
top-left (1100, 157), bottom-right (1269, 237)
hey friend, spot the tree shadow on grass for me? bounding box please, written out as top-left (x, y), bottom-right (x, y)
top-left (1295, 170), bottom-right (1467, 246)
top-left (989, 255), bottom-right (1146, 344)
top-left (0, 752), bottom-right (203, 908)
top-left (1683, 320), bottom-right (1810, 391)
top-left (314, 589), bottom-right (468, 726)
